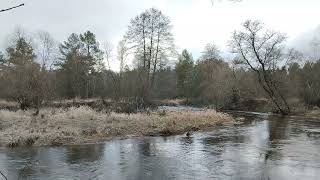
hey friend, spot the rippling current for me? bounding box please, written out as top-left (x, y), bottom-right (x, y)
top-left (1, 111), bottom-right (320, 180)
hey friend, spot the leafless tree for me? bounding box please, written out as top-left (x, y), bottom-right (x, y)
top-left (36, 31), bottom-right (56, 70)
top-left (230, 20), bottom-right (291, 114)
top-left (103, 41), bottom-right (122, 99)
top-left (125, 8), bottom-right (175, 90)
top-left (310, 34), bottom-right (320, 60)
top-left (117, 40), bottom-right (129, 74)
top-left (103, 41), bottom-right (114, 71)
top-left (200, 43), bottom-right (221, 61)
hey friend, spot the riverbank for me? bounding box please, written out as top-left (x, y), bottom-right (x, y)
top-left (0, 106), bottom-right (233, 147)
top-left (305, 107), bottom-right (320, 118)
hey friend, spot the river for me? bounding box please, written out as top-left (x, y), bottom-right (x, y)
top-left (0, 111), bottom-right (320, 180)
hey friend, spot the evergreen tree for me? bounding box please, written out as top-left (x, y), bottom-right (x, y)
top-left (4, 37), bottom-right (44, 109)
top-left (57, 31), bottom-right (104, 98)
top-left (175, 49), bottom-right (194, 98)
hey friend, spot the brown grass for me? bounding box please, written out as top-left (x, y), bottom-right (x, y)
top-left (306, 107), bottom-right (320, 117)
top-left (157, 99), bottom-right (186, 106)
top-left (0, 99), bottom-right (19, 111)
top-left (0, 106), bottom-right (233, 147)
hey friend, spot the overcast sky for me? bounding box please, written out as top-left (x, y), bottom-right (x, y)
top-left (1, 0), bottom-right (320, 68)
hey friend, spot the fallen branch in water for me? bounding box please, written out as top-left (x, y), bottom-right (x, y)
top-left (0, 170), bottom-right (7, 180)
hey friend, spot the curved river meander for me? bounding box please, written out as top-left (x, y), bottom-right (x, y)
top-left (0, 111), bottom-right (320, 180)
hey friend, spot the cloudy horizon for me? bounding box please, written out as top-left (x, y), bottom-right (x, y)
top-left (1, 0), bottom-right (320, 69)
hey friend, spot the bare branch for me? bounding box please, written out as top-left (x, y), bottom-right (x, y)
top-left (0, 3), bottom-right (24, 13)
top-left (230, 20), bottom-right (291, 114)
top-left (0, 170), bottom-right (7, 180)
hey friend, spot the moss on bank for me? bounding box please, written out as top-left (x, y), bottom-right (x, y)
top-left (0, 106), bottom-right (233, 147)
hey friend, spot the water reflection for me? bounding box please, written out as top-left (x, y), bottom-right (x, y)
top-left (263, 116), bottom-right (290, 162)
top-left (268, 116), bottom-right (290, 141)
top-left (0, 112), bottom-right (320, 179)
top-left (138, 139), bottom-right (159, 156)
top-left (180, 137), bottom-right (194, 145)
top-left (65, 144), bottom-right (105, 164)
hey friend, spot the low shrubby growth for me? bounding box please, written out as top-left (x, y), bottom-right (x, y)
top-left (305, 107), bottom-right (320, 118)
top-left (0, 106), bottom-right (232, 147)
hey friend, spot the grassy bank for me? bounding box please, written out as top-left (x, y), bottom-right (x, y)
top-left (0, 106), bottom-right (233, 147)
top-left (305, 107), bottom-right (320, 118)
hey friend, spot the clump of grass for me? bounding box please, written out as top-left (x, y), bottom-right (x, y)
top-left (66, 106), bottom-right (97, 120)
top-left (0, 106), bottom-right (233, 147)
top-left (306, 106), bottom-right (320, 117)
top-left (158, 109), bottom-right (166, 116)
top-left (81, 127), bottom-right (98, 136)
top-left (158, 99), bottom-right (186, 106)
top-left (0, 100), bottom-right (19, 109)
top-left (7, 139), bottom-right (20, 148)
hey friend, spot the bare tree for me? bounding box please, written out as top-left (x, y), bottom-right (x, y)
top-left (200, 43), bottom-right (221, 61)
top-left (230, 20), bottom-right (291, 115)
top-left (125, 8), bottom-right (174, 90)
top-left (117, 40), bottom-right (129, 74)
top-left (36, 31), bottom-right (56, 70)
top-left (103, 41), bottom-right (114, 71)
top-left (0, 3), bottom-right (24, 13)
top-left (310, 33), bottom-right (320, 60)
top-left (104, 41), bottom-right (121, 99)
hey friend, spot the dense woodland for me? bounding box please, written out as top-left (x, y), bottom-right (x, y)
top-left (0, 8), bottom-right (319, 114)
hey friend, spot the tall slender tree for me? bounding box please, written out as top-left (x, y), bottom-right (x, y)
top-left (57, 31), bottom-right (104, 98)
top-left (175, 49), bottom-right (194, 98)
top-left (231, 20), bottom-right (291, 114)
top-left (125, 8), bottom-right (174, 100)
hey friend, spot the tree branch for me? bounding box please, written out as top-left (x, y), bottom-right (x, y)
top-left (0, 3), bottom-right (24, 13)
top-left (0, 170), bottom-right (7, 180)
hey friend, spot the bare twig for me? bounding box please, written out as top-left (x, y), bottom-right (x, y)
top-left (0, 170), bottom-right (8, 180)
top-left (0, 3), bottom-right (25, 13)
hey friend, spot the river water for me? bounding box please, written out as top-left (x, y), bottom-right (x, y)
top-left (0, 111), bottom-right (320, 180)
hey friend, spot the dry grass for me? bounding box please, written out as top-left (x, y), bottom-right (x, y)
top-left (306, 107), bottom-right (320, 117)
top-left (0, 106), bottom-right (233, 147)
top-left (0, 100), bottom-right (18, 106)
top-left (0, 99), bottom-right (19, 110)
top-left (158, 99), bottom-right (186, 106)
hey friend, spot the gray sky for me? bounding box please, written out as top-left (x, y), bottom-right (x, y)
top-left (1, 0), bottom-right (320, 68)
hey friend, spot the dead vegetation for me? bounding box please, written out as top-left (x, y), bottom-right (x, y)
top-left (305, 107), bottom-right (320, 118)
top-left (0, 106), bottom-right (233, 147)
top-left (157, 99), bottom-right (187, 106)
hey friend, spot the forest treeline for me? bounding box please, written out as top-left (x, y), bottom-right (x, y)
top-left (0, 8), bottom-right (319, 114)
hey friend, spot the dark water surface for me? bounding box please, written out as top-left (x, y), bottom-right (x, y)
top-left (1, 111), bottom-right (320, 180)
